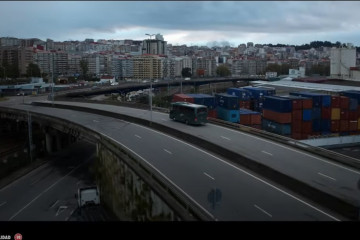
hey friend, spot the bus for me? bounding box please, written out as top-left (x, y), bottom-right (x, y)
top-left (169, 102), bottom-right (208, 125)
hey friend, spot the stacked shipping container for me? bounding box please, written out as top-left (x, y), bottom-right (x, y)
top-left (215, 93), bottom-right (240, 123)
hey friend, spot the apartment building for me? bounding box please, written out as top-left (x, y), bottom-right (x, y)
top-left (0, 46), bottom-right (33, 76)
top-left (112, 56), bottom-right (133, 79)
top-left (133, 55), bottom-right (162, 79)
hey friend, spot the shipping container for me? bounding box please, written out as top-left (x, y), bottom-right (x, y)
top-left (208, 109), bottom-right (217, 118)
top-left (312, 119), bottom-right (322, 132)
top-left (321, 95), bottom-right (331, 107)
top-left (331, 108), bottom-right (341, 120)
top-left (291, 120), bottom-right (302, 133)
top-left (250, 113), bottom-right (262, 125)
top-left (291, 132), bottom-right (304, 140)
top-left (321, 119), bottom-right (331, 132)
top-left (172, 94), bottom-right (194, 103)
top-left (302, 109), bottom-right (312, 121)
top-left (302, 98), bottom-right (313, 109)
top-left (263, 109), bottom-right (292, 123)
top-left (187, 94), bottom-right (216, 109)
top-left (331, 96), bottom-right (340, 108)
top-left (262, 118), bottom-right (291, 135)
top-left (340, 110), bottom-right (349, 120)
top-left (349, 121), bottom-right (358, 132)
top-left (215, 93), bottom-right (239, 110)
top-left (216, 106), bottom-right (240, 123)
top-left (278, 95), bottom-right (305, 110)
top-left (331, 120), bottom-right (340, 132)
top-left (302, 121), bottom-right (312, 133)
top-left (349, 111), bottom-right (358, 121)
top-left (312, 108), bottom-right (321, 120)
top-left (239, 100), bottom-right (251, 109)
top-left (290, 92), bottom-right (323, 108)
top-left (340, 96), bottom-right (349, 109)
top-left (292, 110), bottom-right (302, 121)
top-left (263, 96), bottom-right (293, 113)
top-left (239, 109), bottom-right (251, 125)
top-left (358, 118), bottom-right (360, 130)
top-left (341, 90), bottom-right (360, 102)
top-left (349, 98), bottom-right (358, 111)
top-left (226, 88), bottom-right (251, 101)
top-left (242, 86), bottom-right (275, 99)
top-left (340, 120), bottom-right (349, 132)
top-left (321, 107), bottom-right (331, 119)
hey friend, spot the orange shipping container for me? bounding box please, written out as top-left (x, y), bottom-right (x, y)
top-left (331, 96), bottom-right (340, 108)
top-left (302, 98), bottom-right (313, 109)
top-left (263, 109), bottom-right (292, 124)
top-left (292, 110), bottom-right (302, 121)
top-left (331, 108), bottom-right (340, 120)
top-left (340, 96), bottom-right (349, 109)
top-left (250, 114), bottom-right (262, 125)
top-left (239, 114), bottom-right (251, 125)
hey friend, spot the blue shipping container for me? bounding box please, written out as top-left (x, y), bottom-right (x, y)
top-left (302, 109), bottom-right (312, 121)
top-left (263, 96), bottom-right (293, 113)
top-left (262, 119), bottom-right (291, 135)
top-left (341, 91), bottom-right (360, 102)
top-left (187, 94), bottom-right (216, 109)
top-left (226, 88), bottom-right (251, 101)
top-left (312, 119), bottom-right (322, 132)
top-left (349, 98), bottom-right (358, 111)
top-left (312, 108), bottom-right (321, 120)
top-left (215, 93), bottom-right (239, 110)
top-left (322, 95), bottom-right (331, 107)
top-left (242, 87), bottom-right (275, 99)
top-left (216, 106), bottom-right (240, 123)
top-left (321, 119), bottom-right (331, 132)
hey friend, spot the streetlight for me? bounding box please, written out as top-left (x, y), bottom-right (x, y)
top-left (145, 33), bottom-right (155, 125)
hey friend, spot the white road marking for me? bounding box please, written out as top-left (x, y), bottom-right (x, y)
top-left (221, 136), bottom-right (231, 141)
top-left (0, 202), bottom-right (7, 207)
top-left (129, 123), bottom-right (340, 221)
top-left (135, 134), bottom-right (142, 139)
top-left (93, 120), bottom-right (99, 123)
top-left (50, 200), bottom-right (59, 209)
top-left (65, 209), bottom-right (75, 221)
top-left (318, 172), bottom-right (337, 181)
top-left (163, 149), bottom-right (172, 155)
top-left (8, 159), bottom-right (87, 221)
top-left (204, 172), bottom-right (215, 181)
top-left (254, 204), bottom-right (272, 218)
top-left (56, 206), bottom-right (68, 216)
top-left (211, 124), bottom-right (360, 175)
top-left (261, 151), bottom-right (273, 156)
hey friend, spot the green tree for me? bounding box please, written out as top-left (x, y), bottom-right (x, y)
top-left (216, 65), bottom-right (231, 77)
top-left (26, 63), bottom-right (41, 77)
top-left (181, 67), bottom-right (192, 78)
top-left (80, 59), bottom-right (89, 80)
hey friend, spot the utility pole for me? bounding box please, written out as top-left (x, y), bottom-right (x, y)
top-left (28, 111), bottom-right (33, 163)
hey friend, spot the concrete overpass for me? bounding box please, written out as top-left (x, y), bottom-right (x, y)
top-left (1, 98), bottom-right (360, 220)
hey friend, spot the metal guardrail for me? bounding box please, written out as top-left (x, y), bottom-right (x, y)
top-left (0, 106), bottom-right (214, 221)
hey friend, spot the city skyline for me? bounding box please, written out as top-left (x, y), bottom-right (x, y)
top-left (1, 1), bottom-right (360, 47)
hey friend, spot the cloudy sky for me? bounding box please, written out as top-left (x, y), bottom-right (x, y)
top-left (1, 1), bottom-right (360, 47)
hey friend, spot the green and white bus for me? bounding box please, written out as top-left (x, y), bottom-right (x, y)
top-left (169, 102), bottom-right (208, 125)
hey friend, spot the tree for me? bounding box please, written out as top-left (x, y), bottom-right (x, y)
top-left (181, 67), bottom-right (192, 78)
top-left (80, 59), bottom-right (89, 80)
top-left (216, 65), bottom-right (231, 77)
top-left (26, 63), bottom-right (41, 77)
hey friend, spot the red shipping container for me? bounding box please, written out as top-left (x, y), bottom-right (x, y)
top-left (292, 99), bottom-right (302, 110)
top-left (292, 110), bottom-right (302, 121)
top-left (321, 107), bottom-right (331, 119)
top-left (340, 120), bottom-right (349, 132)
top-left (291, 120), bottom-right (302, 133)
top-left (302, 98), bottom-right (313, 109)
top-left (291, 132), bottom-right (303, 140)
top-left (340, 110), bottom-right (349, 120)
top-left (340, 96), bottom-right (349, 109)
top-left (302, 121), bottom-right (312, 133)
top-left (239, 100), bottom-right (251, 109)
top-left (172, 94), bottom-right (194, 103)
top-left (252, 125), bottom-right (262, 130)
top-left (239, 114), bottom-right (251, 125)
top-left (349, 111), bottom-right (358, 121)
top-left (208, 109), bottom-right (217, 118)
top-left (331, 120), bottom-right (340, 132)
top-left (263, 109), bottom-right (292, 124)
top-left (250, 114), bottom-right (262, 125)
top-left (331, 96), bottom-right (340, 108)
top-left (358, 106), bottom-right (360, 117)
top-left (349, 121), bottom-right (358, 132)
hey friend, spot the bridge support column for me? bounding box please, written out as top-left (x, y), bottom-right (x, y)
top-left (45, 132), bottom-right (53, 154)
top-left (55, 130), bottom-right (62, 151)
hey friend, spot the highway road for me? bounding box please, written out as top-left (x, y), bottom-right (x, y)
top-left (0, 141), bottom-right (114, 221)
top-left (0, 102), bottom-right (343, 220)
top-left (28, 100), bottom-right (360, 209)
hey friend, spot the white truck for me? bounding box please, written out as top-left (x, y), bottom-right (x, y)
top-left (76, 186), bottom-right (100, 208)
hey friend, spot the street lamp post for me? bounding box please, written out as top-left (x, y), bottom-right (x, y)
top-left (145, 33), bottom-right (155, 125)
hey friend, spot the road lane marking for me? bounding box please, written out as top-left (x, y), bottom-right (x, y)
top-left (221, 136), bottom-right (231, 141)
top-left (261, 151), bottom-right (273, 156)
top-left (211, 124), bottom-right (360, 175)
top-left (65, 209), bottom-right (75, 221)
top-left (8, 157), bottom-right (89, 221)
top-left (135, 134), bottom-right (142, 139)
top-left (318, 172), bottom-right (336, 181)
top-left (254, 204), bottom-right (272, 218)
top-left (50, 200), bottom-right (59, 209)
top-left (204, 172), bottom-right (215, 180)
top-left (56, 206), bottom-right (68, 216)
top-left (103, 134), bottom-right (216, 220)
top-left (163, 149), bottom-right (172, 155)
top-left (129, 123), bottom-right (339, 221)
top-left (0, 202), bottom-right (7, 207)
